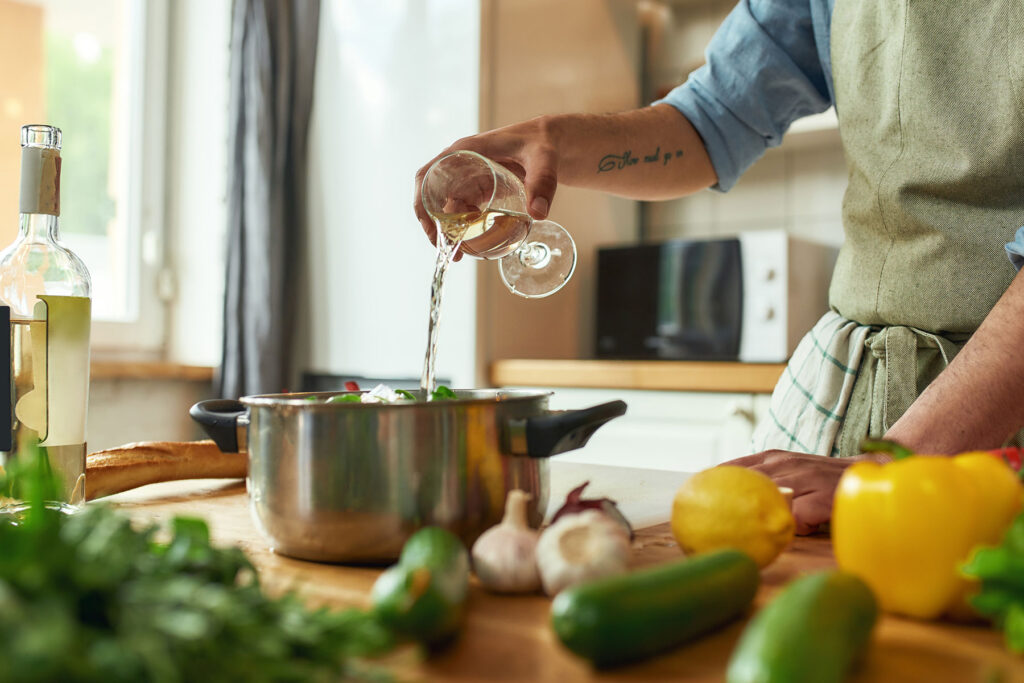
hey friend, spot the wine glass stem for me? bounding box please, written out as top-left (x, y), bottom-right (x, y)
top-left (518, 241), bottom-right (552, 269)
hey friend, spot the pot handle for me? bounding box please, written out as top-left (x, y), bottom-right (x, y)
top-left (189, 399), bottom-right (249, 454)
top-left (510, 400), bottom-right (627, 458)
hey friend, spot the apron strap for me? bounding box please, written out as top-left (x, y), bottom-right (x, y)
top-left (837, 325), bottom-right (967, 456)
top-left (878, 326), bottom-right (960, 429)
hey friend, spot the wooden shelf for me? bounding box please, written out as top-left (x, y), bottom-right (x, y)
top-left (490, 359), bottom-right (785, 394)
top-left (90, 361), bottom-right (215, 383)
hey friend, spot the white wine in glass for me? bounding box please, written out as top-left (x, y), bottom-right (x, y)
top-left (421, 150), bottom-right (577, 298)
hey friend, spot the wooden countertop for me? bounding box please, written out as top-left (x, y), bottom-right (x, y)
top-left (106, 465), bottom-right (1024, 682)
top-left (490, 359), bottom-right (786, 394)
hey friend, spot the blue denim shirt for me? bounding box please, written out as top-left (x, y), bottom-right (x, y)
top-left (655, 0), bottom-right (1024, 270)
top-left (655, 0), bottom-right (836, 192)
top-left (1008, 227), bottom-right (1024, 272)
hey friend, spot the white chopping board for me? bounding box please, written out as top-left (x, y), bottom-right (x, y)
top-left (547, 460), bottom-right (692, 529)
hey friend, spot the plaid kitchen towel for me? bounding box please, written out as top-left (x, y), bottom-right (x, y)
top-left (750, 311), bottom-right (982, 457)
top-left (750, 311), bottom-right (871, 457)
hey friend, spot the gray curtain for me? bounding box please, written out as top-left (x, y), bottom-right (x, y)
top-left (219, 0), bottom-right (320, 398)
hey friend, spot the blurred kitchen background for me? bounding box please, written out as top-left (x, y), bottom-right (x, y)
top-left (0, 0), bottom-right (846, 469)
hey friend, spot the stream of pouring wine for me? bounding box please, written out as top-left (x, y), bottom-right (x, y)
top-left (420, 231), bottom-right (461, 396)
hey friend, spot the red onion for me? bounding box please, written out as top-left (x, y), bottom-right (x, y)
top-left (550, 481), bottom-right (633, 540)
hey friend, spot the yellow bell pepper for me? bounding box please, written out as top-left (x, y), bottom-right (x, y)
top-left (832, 449), bottom-right (1022, 620)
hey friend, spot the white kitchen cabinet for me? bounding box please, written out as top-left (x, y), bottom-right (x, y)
top-left (524, 387), bottom-right (764, 472)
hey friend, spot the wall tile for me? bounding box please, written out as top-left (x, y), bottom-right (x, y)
top-left (642, 189), bottom-right (714, 239)
top-left (642, 142), bottom-right (848, 247)
top-left (641, 0), bottom-right (850, 248)
top-left (789, 214), bottom-right (846, 247)
top-left (788, 141), bottom-right (849, 226)
top-left (710, 150), bottom-right (789, 227)
top-left (646, 219), bottom-right (717, 242)
top-left (646, 0), bottom-right (730, 100)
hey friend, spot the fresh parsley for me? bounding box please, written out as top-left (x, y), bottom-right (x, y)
top-left (0, 445), bottom-right (396, 682)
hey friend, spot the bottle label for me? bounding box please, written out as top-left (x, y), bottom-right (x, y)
top-left (26, 296), bottom-right (90, 446)
top-left (0, 307), bottom-right (10, 452)
top-left (19, 146), bottom-right (61, 216)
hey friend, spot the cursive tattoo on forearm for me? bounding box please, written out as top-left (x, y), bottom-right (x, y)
top-left (597, 146), bottom-right (684, 173)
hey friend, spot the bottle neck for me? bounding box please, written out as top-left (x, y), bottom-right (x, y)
top-left (17, 212), bottom-right (60, 243)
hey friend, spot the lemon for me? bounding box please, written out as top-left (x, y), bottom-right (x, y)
top-left (671, 466), bottom-right (795, 568)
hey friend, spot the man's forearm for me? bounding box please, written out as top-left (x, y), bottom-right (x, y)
top-left (885, 269), bottom-right (1024, 453)
top-left (538, 105), bottom-right (718, 200)
top-left (428, 104), bottom-right (717, 223)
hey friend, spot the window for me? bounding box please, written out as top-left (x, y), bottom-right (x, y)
top-left (0, 0), bottom-right (168, 353)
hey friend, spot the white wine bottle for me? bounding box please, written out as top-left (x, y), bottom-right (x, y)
top-left (0, 124), bottom-right (92, 510)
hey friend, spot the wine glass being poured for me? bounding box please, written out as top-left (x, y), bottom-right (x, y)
top-left (420, 150), bottom-right (577, 298)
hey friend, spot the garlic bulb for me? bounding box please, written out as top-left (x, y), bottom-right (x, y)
top-left (536, 509), bottom-right (631, 596)
top-left (471, 490), bottom-right (542, 593)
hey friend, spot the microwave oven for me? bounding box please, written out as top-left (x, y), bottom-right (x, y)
top-left (595, 231), bottom-right (838, 363)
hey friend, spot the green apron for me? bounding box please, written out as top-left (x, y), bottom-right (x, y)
top-left (752, 0), bottom-right (1024, 456)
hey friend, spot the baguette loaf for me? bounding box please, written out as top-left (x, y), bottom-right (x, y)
top-left (86, 440), bottom-right (247, 500)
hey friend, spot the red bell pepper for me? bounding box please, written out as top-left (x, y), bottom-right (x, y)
top-left (987, 447), bottom-right (1023, 472)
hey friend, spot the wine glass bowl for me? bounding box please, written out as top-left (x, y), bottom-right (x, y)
top-left (420, 150), bottom-right (577, 298)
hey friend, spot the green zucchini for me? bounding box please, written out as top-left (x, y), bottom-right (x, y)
top-left (371, 527), bottom-right (470, 645)
top-left (550, 548), bottom-right (760, 668)
top-left (726, 570), bottom-right (877, 683)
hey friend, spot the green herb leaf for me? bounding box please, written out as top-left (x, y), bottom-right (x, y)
top-left (327, 393), bottom-right (363, 403)
top-left (963, 512), bottom-right (1024, 653)
top-left (860, 439), bottom-right (915, 460)
top-left (430, 385), bottom-right (457, 401)
top-left (1006, 603), bottom-right (1024, 654)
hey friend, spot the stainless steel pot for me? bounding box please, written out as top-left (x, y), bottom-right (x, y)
top-left (190, 389), bottom-right (625, 563)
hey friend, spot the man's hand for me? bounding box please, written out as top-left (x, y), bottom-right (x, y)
top-left (413, 116), bottom-right (561, 257)
top-left (724, 450), bottom-right (889, 535)
top-left (412, 106), bottom-right (717, 255)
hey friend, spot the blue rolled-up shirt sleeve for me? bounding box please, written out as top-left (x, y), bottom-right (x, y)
top-left (1007, 227), bottom-right (1024, 271)
top-left (655, 0), bottom-right (834, 191)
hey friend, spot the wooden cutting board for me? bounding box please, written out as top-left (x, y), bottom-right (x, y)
top-left (108, 478), bottom-right (1024, 682)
